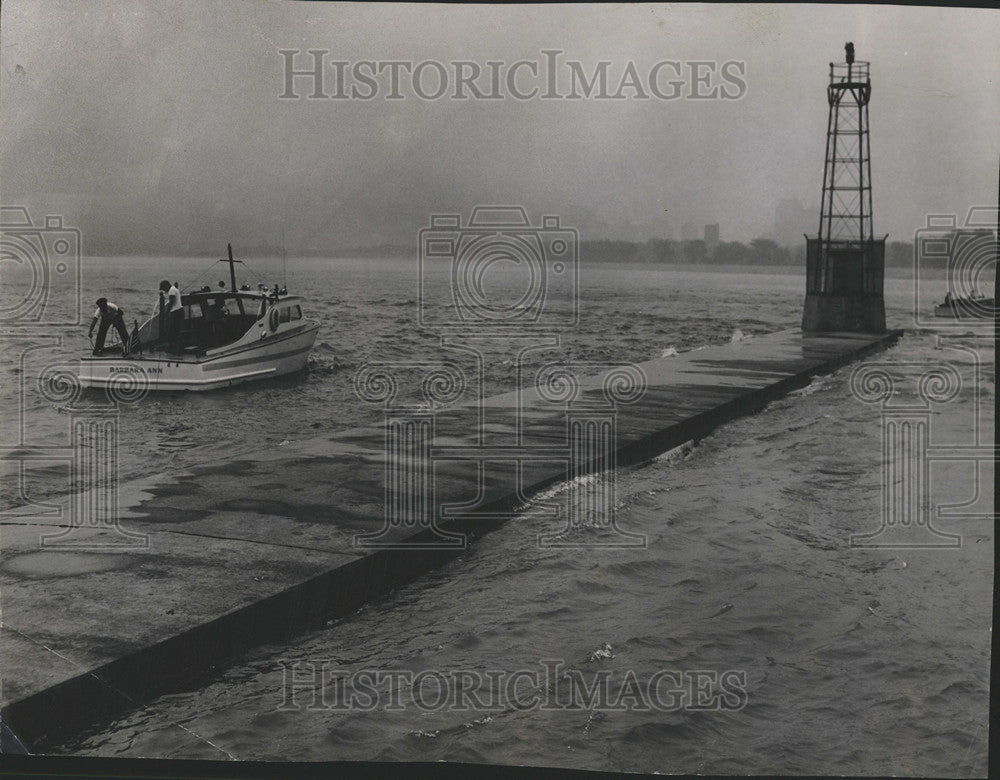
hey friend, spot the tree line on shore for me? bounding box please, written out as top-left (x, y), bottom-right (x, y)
top-left (581, 238), bottom-right (923, 267)
top-left (326, 229), bottom-right (994, 267)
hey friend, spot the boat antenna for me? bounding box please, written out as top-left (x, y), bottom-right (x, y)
top-left (281, 227), bottom-right (287, 289)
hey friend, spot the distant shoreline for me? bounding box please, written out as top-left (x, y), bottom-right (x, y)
top-left (78, 230), bottom-right (995, 269)
top-left (79, 228), bottom-right (995, 268)
top-left (77, 257), bottom-right (954, 280)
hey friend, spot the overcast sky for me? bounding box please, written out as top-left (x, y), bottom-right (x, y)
top-left (2, 1), bottom-right (998, 255)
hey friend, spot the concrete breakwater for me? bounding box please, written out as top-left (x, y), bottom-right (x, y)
top-left (0, 328), bottom-right (901, 751)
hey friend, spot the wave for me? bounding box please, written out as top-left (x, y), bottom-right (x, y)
top-left (788, 374), bottom-right (837, 397)
top-left (587, 642), bottom-right (615, 662)
top-left (652, 438), bottom-right (697, 465)
top-left (657, 329), bottom-right (750, 360)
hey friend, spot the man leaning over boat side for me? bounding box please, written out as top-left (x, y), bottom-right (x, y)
top-left (88, 298), bottom-right (129, 355)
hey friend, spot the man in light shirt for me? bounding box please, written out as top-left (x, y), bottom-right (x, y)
top-left (88, 298), bottom-right (129, 355)
top-left (158, 279), bottom-right (185, 354)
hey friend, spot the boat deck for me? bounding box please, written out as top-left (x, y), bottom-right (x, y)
top-left (89, 344), bottom-right (210, 362)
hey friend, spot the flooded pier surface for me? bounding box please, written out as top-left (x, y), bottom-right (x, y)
top-left (1, 328), bottom-right (902, 750)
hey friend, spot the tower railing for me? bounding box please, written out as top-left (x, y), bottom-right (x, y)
top-left (829, 60), bottom-right (870, 87)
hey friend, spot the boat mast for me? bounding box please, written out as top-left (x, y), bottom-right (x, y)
top-left (226, 243), bottom-right (246, 315)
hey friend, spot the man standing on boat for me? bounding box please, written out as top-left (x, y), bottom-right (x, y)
top-left (159, 279), bottom-right (184, 353)
top-left (88, 298), bottom-right (130, 355)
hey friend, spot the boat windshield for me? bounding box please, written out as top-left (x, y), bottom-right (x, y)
top-left (178, 293), bottom-right (261, 351)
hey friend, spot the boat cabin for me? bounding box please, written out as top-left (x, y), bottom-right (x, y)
top-left (128, 289), bottom-right (305, 357)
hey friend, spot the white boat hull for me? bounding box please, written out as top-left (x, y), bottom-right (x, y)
top-left (79, 322), bottom-right (320, 392)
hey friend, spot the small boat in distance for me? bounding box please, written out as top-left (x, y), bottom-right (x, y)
top-left (934, 291), bottom-right (997, 320)
top-left (79, 244), bottom-right (320, 392)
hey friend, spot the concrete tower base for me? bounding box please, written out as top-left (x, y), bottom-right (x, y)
top-left (802, 294), bottom-right (886, 333)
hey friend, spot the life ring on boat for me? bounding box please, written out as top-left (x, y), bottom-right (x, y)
top-left (268, 307), bottom-right (280, 332)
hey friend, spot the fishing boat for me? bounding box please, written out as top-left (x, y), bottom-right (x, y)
top-left (934, 293), bottom-right (997, 320)
top-left (78, 244), bottom-right (320, 391)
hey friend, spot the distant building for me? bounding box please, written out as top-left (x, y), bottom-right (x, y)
top-left (704, 224), bottom-right (720, 252)
top-left (774, 199), bottom-right (820, 247)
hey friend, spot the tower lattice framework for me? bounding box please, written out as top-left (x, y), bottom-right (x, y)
top-left (803, 42), bottom-right (886, 333)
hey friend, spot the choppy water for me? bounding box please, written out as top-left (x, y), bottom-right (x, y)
top-left (2, 258), bottom-right (993, 775)
top-left (3, 258), bottom-right (801, 503)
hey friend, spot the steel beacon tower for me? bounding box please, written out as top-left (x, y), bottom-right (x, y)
top-left (802, 42), bottom-right (886, 332)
